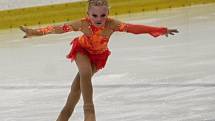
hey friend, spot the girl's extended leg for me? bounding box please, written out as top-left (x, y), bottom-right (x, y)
top-left (56, 60), bottom-right (97, 121)
top-left (56, 73), bottom-right (81, 121)
top-left (75, 53), bottom-right (96, 121)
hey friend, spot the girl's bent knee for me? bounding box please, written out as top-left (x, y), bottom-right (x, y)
top-left (80, 71), bottom-right (92, 81)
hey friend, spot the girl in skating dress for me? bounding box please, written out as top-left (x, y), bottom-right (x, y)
top-left (20, 0), bottom-right (178, 121)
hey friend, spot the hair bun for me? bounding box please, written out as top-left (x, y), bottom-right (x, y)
top-left (88, 0), bottom-right (108, 7)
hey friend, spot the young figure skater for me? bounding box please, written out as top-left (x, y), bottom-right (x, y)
top-left (20, 0), bottom-right (179, 121)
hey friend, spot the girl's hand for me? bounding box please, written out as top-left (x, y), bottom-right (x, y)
top-left (19, 26), bottom-right (34, 38)
top-left (165, 29), bottom-right (179, 37)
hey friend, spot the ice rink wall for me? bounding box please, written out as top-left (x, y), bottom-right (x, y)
top-left (0, 0), bottom-right (215, 30)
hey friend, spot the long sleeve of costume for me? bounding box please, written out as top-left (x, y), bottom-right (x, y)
top-left (35, 24), bottom-right (73, 35)
top-left (35, 20), bottom-right (82, 35)
top-left (115, 21), bottom-right (168, 37)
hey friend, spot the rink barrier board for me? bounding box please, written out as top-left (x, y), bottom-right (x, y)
top-left (0, 0), bottom-right (215, 30)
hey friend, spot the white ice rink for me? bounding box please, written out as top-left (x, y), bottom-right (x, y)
top-left (0, 4), bottom-right (215, 121)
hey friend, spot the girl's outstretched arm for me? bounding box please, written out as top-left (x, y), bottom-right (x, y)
top-left (112, 19), bottom-right (178, 37)
top-left (20, 20), bottom-right (82, 38)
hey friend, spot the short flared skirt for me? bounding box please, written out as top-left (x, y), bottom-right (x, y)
top-left (66, 38), bottom-right (111, 70)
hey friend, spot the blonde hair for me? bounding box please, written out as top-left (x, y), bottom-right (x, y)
top-left (88, 0), bottom-right (109, 9)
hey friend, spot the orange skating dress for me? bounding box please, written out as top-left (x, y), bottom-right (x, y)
top-left (66, 17), bottom-right (168, 70)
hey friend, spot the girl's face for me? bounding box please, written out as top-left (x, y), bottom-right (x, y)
top-left (88, 6), bottom-right (109, 27)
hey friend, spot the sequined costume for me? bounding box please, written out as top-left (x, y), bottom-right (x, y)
top-left (60, 17), bottom-right (167, 70)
